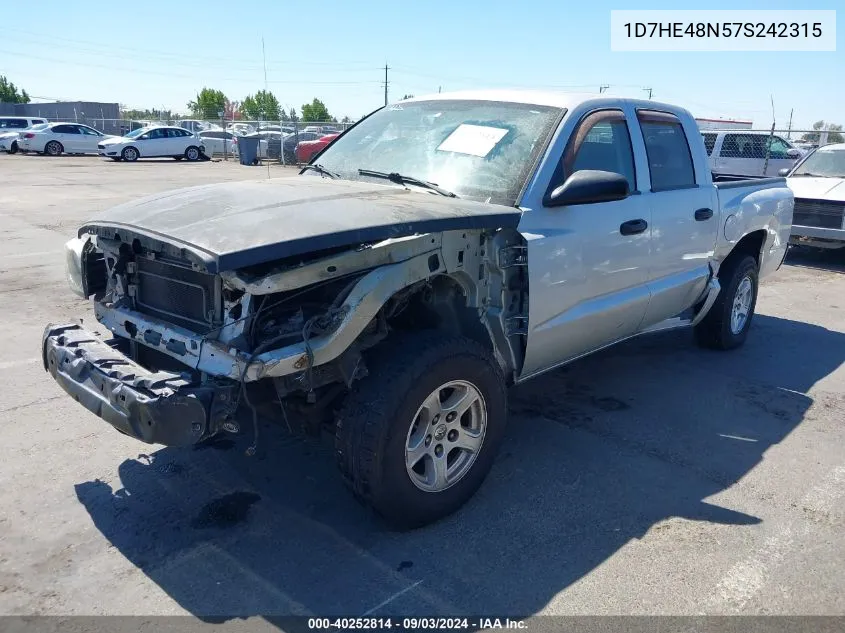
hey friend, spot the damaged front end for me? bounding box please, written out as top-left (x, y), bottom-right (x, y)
top-left (47, 223), bottom-right (527, 447)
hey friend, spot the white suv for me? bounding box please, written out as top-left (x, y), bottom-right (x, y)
top-left (0, 116), bottom-right (49, 153)
top-left (701, 130), bottom-right (804, 177)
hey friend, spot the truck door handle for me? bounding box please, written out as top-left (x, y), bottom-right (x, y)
top-left (620, 219), bottom-right (648, 236)
top-left (694, 208), bottom-right (714, 221)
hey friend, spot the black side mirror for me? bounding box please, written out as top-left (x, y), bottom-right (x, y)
top-left (545, 170), bottom-right (630, 207)
top-left (778, 168), bottom-right (791, 177)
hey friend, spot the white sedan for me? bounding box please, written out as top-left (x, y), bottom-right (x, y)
top-left (198, 130), bottom-right (239, 157)
top-left (0, 123), bottom-right (46, 153)
top-left (98, 126), bottom-right (206, 162)
top-left (18, 122), bottom-right (114, 155)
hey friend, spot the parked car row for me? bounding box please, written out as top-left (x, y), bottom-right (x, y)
top-left (2, 114), bottom-right (342, 164)
top-left (0, 116), bottom-right (208, 162)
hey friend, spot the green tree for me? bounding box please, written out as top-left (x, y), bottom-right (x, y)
top-left (187, 88), bottom-right (227, 118)
top-left (802, 120), bottom-right (844, 145)
top-left (301, 98), bottom-right (333, 122)
top-left (288, 107), bottom-right (299, 123)
top-left (340, 115), bottom-right (352, 124)
top-left (0, 76), bottom-right (30, 103)
top-left (240, 90), bottom-right (281, 120)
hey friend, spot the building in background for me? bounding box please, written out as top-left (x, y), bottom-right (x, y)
top-left (695, 117), bottom-right (753, 131)
top-left (0, 101), bottom-right (122, 134)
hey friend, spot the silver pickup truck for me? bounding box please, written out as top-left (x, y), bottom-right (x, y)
top-left (44, 92), bottom-right (793, 529)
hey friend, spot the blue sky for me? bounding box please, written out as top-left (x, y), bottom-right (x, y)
top-left (1, 0), bottom-right (841, 129)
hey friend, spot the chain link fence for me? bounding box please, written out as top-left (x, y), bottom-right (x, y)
top-left (699, 128), bottom-right (842, 177)
top-left (36, 114), bottom-right (355, 164)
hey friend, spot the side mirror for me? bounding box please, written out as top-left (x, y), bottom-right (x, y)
top-left (778, 168), bottom-right (791, 177)
top-left (786, 148), bottom-right (801, 159)
top-left (545, 170), bottom-right (630, 207)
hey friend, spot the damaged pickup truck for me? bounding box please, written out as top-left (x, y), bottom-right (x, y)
top-left (43, 92), bottom-right (794, 529)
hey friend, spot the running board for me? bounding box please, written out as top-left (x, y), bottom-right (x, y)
top-left (639, 276), bottom-right (722, 336)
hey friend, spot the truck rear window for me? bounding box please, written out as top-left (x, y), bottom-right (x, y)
top-left (638, 113), bottom-right (696, 191)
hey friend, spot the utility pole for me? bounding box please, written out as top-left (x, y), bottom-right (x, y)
top-left (438, 86), bottom-right (442, 93)
top-left (383, 64), bottom-right (389, 106)
top-left (643, 87), bottom-right (653, 100)
top-left (787, 108), bottom-right (794, 139)
top-left (599, 84), bottom-right (609, 94)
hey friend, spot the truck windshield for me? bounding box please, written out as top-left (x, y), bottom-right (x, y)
top-left (791, 146), bottom-right (845, 178)
top-left (314, 100), bottom-right (562, 206)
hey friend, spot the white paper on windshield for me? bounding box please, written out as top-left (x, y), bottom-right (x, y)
top-left (437, 124), bottom-right (508, 157)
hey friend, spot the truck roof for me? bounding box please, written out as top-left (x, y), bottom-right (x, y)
top-left (401, 89), bottom-right (683, 114)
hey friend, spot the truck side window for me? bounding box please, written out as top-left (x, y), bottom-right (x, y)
top-left (557, 109), bottom-right (636, 192)
top-left (637, 110), bottom-right (696, 191)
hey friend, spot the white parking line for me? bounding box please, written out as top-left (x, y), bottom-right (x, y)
top-left (0, 357), bottom-right (40, 371)
top-left (0, 251), bottom-right (58, 260)
top-left (708, 465), bottom-right (845, 613)
top-left (362, 579), bottom-right (424, 616)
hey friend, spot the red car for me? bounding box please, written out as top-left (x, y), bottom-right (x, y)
top-left (295, 133), bottom-right (339, 163)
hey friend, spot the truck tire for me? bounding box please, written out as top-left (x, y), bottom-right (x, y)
top-left (335, 333), bottom-right (507, 530)
top-left (694, 255), bottom-right (759, 350)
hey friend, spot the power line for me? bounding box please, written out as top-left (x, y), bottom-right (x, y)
top-left (2, 28), bottom-right (378, 71)
top-left (0, 48), bottom-right (380, 85)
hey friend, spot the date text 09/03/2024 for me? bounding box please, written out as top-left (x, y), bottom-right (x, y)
top-left (307, 618), bottom-right (527, 630)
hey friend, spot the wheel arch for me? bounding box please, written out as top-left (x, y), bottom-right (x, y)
top-left (720, 229), bottom-right (767, 277)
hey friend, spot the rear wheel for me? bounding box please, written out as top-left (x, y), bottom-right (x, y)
top-left (695, 255), bottom-right (759, 350)
top-left (44, 141), bottom-right (63, 156)
top-left (335, 333), bottom-right (507, 530)
top-left (184, 146), bottom-right (200, 161)
top-left (8, 141), bottom-right (18, 154)
top-left (121, 146), bottom-right (139, 162)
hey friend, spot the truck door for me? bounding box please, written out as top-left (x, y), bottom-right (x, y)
top-left (635, 109), bottom-right (719, 326)
top-left (517, 108), bottom-right (652, 379)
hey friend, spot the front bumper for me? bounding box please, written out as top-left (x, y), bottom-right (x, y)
top-left (789, 225), bottom-right (845, 249)
top-left (42, 323), bottom-right (237, 446)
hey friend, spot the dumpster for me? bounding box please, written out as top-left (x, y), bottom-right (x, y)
top-left (238, 134), bottom-right (261, 166)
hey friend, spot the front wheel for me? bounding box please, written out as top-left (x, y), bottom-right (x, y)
top-left (121, 146), bottom-right (139, 162)
top-left (184, 146), bottom-right (200, 161)
top-left (44, 141), bottom-right (63, 156)
top-left (335, 333), bottom-right (507, 530)
top-left (8, 141), bottom-right (18, 154)
top-left (695, 255), bottom-right (759, 350)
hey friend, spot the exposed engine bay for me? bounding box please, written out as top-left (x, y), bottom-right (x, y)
top-left (53, 227), bottom-right (529, 446)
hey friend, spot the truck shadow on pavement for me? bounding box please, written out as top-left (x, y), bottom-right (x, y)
top-left (75, 314), bottom-right (845, 621)
top-left (785, 246), bottom-right (845, 274)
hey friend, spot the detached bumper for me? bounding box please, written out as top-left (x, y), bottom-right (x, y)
top-left (42, 323), bottom-right (237, 446)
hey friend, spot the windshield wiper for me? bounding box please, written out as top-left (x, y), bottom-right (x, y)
top-left (357, 169), bottom-right (457, 198)
top-left (300, 163), bottom-right (340, 179)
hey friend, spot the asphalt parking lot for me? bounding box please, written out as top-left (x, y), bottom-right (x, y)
top-left (1, 154), bottom-right (843, 620)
